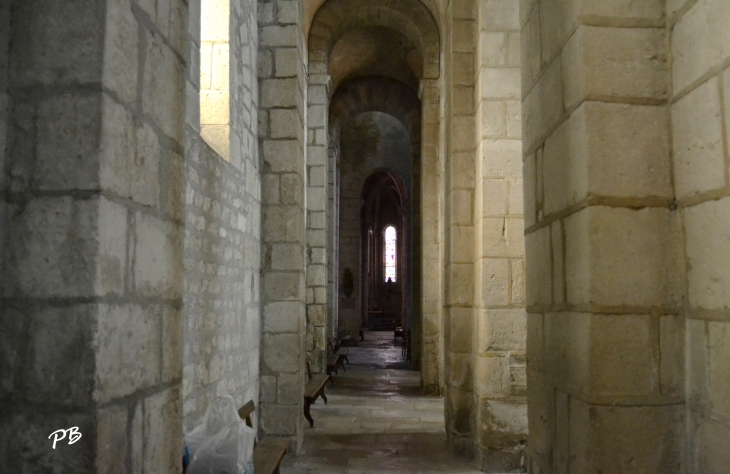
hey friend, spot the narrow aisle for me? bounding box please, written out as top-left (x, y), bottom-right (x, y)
top-left (279, 332), bottom-right (483, 473)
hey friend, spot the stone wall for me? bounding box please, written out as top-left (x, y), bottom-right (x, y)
top-left (182, 0), bottom-right (260, 434)
top-left (257, 0), bottom-right (308, 449)
top-left (522, 0), bottom-right (686, 472)
top-left (0, 0), bottom-right (187, 471)
top-left (305, 73), bottom-right (331, 372)
top-left (671, 0), bottom-right (730, 471)
top-left (474, 0), bottom-right (527, 468)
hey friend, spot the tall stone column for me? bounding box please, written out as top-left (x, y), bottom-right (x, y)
top-left (670, 0), bottom-right (730, 471)
top-left (305, 74), bottom-right (331, 373)
top-left (443, 0), bottom-right (478, 457)
top-left (522, 1), bottom-right (685, 472)
top-left (473, 0), bottom-right (527, 469)
top-left (257, 0), bottom-right (307, 450)
top-left (419, 79), bottom-right (444, 394)
top-left (1, 0), bottom-right (187, 471)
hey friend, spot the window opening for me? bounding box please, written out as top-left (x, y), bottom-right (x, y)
top-left (384, 226), bottom-right (397, 282)
top-left (200, 0), bottom-right (230, 161)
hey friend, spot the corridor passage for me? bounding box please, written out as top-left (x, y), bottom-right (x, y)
top-left (279, 332), bottom-right (486, 473)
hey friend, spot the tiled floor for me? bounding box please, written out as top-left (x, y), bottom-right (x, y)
top-left (278, 331), bottom-right (487, 473)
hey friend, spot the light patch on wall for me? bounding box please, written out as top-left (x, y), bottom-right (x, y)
top-left (200, 0), bottom-right (230, 161)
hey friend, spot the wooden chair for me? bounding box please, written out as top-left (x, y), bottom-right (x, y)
top-left (237, 401), bottom-right (289, 474)
top-left (304, 361), bottom-right (330, 428)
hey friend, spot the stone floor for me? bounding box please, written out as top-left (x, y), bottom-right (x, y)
top-left (278, 331), bottom-right (488, 473)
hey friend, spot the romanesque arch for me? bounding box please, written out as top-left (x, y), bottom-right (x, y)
top-left (307, 0), bottom-right (440, 79)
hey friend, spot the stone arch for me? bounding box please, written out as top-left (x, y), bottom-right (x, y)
top-left (329, 77), bottom-right (421, 148)
top-left (307, 0), bottom-right (440, 79)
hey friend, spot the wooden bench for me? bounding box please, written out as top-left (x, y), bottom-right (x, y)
top-left (238, 400), bottom-right (289, 474)
top-left (326, 354), bottom-right (344, 381)
top-left (394, 326), bottom-right (405, 343)
top-left (304, 361), bottom-right (330, 428)
top-left (329, 338), bottom-right (350, 366)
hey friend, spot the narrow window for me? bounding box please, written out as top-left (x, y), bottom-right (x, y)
top-left (384, 226), bottom-right (397, 282)
top-left (200, 0), bottom-right (230, 161)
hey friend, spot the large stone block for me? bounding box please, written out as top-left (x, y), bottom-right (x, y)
top-left (708, 321), bottom-right (730, 418)
top-left (95, 304), bottom-right (161, 402)
top-left (479, 308), bottom-right (527, 352)
top-left (562, 26), bottom-right (667, 109)
top-left (589, 314), bottom-right (659, 398)
top-left (264, 271), bottom-right (303, 301)
top-left (449, 308), bottom-right (474, 354)
top-left (588, 404), bottom-right (684, 473)
top-left (35, 93), bottom-right (101, 191)
top-left (134, 212), bottom-right (183, 298)
top-left (480, 68), bottom-right (521, 99)
top-left (480, 258), bottom-right (509, 305)
top-left (539, 0), bottom-right (581, 63)
top-left (672, 79), bottom-right (725, 199)
top-left (686, 319), bottom-right (710, 405)
top-left (543, 102), bottom-right (671, 214)
top-left (688, 411), bottom-right (730, 473)
top-left (660, 314), bottom-right (685, 396)
top-left (143, 32), bottom-right (185, 143)
top-left (260, 403), bottom-right (299, 436)
top-left (447, 264), bottom-right (474, 306)
top-left (564, 206), bottom-right (682, 307)
top-left (526, 312), bottom-right (544, 374)
top-left (525, 225), bottom-right (551, 305)
top-left (522, 59), bottom-right (563, 152)
top-left (684, 197), bottom-right (730, 309)
top-left (263, 140), bottom-right (301, 173)
top-left (543, 312), bottom-right (590, 389)
top-left (10, 0), bottom-right (103, 86)
top-left (144, 387), bottom-right (183, 474)
top-left (672, 0), bottom-right (730, 93)
top-left (96, 197), bottom-right (127, 295)
top-left (262, 334), bottom-right (300, 373)
top-left (482, 139), bottom-right (522, 177)
top-left (20, 305), bottom-right (96, 407)
top-left (102, 0), bottom-right (138, 105)
top-left (523, 153), bottom-right (537, 228)
top-left (162, 307), bottom-right (183, 383)
top-left (97, 404), bottom-right (128, 474)
top-left (526, 376), bottom-right (555, 470)
top-left (271, 243), bottom-right (303, 270)
top-left (482, 217), bottom-right (525, 258)
top-left (263, 206), bottom-right (304, 242)
top-left (5, 197), bottom-right (96, 297)
top-left (480, 0), bottom-right (520, 30)
top-left (2, 412), bottom-right (95, 472)
top-left (264, 301), bottom-right (301, 333)
top-left (277, 373), bottom-right (302, 405)
top-left (475, 355), bottom-right (509, 396)
top-left (261, 78), bottom-right (299, 107)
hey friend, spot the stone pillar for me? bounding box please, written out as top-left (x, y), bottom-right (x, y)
top-left (420, 79), bottom-right (444, 395)
top-left (257, 0), bottom-right (307, 449)
top-left (1, 0), bottom-right (186, 471)
top-left (522, 0), bottom-right (685, 472)
top-left (305, 74), bottom-right (331, 373)
top-left (443, 0), bottom-right (478, 457)
top-left (473, 0), bottom-right (527, 469)
top-left (671, 0), bottom-right (730, 471)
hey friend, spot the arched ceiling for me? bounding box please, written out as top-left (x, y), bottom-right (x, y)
top-left (330, 77), bottom-right (421, 145)
top-left (307, 0), bottom-right (440, 81)
top-left (329, 27), bottom-right (421, 92)
top-left (303, 0), bottom-right (443, 43)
